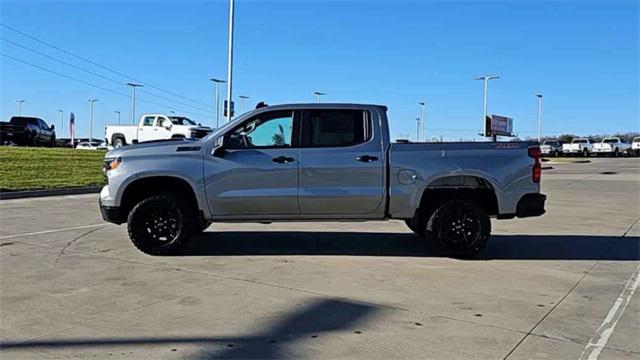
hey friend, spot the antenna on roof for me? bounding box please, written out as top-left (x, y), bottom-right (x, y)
top-left (255, 102), bottom-right (268, 109)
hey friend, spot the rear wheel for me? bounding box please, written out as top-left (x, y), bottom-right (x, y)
top-left (583, 149), bottom-right (589, 157)
top-left (426, 200), bottom-right (491, 257)
top-left (127, 194), bottom-right (195, 255)
top-left (113, 136), bottom-right (126, 148)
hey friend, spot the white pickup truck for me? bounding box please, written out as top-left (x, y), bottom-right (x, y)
top-left (105, 114), bottom-right (212, 148)
top-left (632, 137), bottom-right (640, 156)
top-left (562, 138), bottom-right (594, 157)
top-left (592, 137), bottom-right (632, 157)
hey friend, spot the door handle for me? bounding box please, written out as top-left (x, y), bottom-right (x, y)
top-left (355, 155), bottom-right (378, 162)
top-left (272, 156), bottom-right (295, 164)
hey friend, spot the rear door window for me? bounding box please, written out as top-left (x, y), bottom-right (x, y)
top-left (142, 116), bottom-right (156, 126)
top-left (302, 109), bottom-right (370, 147)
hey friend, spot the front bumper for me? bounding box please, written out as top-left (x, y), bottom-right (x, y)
top-left (516, 193), bottom-right (546, 218)
top-left (99, 199), bottom-right (124, 224)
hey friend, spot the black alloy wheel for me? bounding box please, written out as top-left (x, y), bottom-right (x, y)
top-left (426, 200), bottom-right (491, 257)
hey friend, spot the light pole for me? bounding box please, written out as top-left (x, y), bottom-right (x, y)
top-left (58, 109), bottom-right (64, 138)
top-left (209, 78), bottom-right (226, 128)
top-left (16, 100), bottom-right (25, 116)
top-left (114, 111), bottom-right (121, 125)
top-left (239, 95), bottom-right (250, 113)
top-left (415, 117), bottom-right (420, 142)
top-left (225, 0), bottom-right (235, 123)
top-left (536, 94), bottom-right (543, 143)
top-left (474, 75), bottom-right (500, 139)
top-left (88, 99), bottom-right (98, 141)
top-left (169, 111), bottom-right (176, 115)
top-left (418, 102), bottom-right (425, 142)
top-left (126, 82), bottom-right (143, 125)
top-left (314, 91), bottom-right (326, 103)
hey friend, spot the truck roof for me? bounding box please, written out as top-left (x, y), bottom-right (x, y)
top-left (252, 103), bottom-right (388, 111)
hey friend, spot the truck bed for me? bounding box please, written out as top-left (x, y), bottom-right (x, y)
top-left (388, 141), bottom-right (539, 218)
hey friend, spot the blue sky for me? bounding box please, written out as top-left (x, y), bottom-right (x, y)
top-left (1, 0), bottom-right (638, 141)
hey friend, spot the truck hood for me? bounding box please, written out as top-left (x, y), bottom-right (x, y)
top-left (106, 138), bottom-right (199, 158)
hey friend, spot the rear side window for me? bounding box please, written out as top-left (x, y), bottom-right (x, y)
top-left (142, 116), bottom-right (155, 126)
top-left (303, 109), bottom-right (370, 147)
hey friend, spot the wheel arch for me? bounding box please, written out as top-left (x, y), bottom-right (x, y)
top-left (415, 175), bottom-right (499, 217)
top-left (118, 175), bottom-right (202, 221)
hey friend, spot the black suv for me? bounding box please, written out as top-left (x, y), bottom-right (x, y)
top-left (0, 116), bottom-right (56, 147)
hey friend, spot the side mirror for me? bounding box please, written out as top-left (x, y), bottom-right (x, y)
top-left (50, 125), bottom-right (55, 130)
top-left (211, 137), bottom-right (226, 158)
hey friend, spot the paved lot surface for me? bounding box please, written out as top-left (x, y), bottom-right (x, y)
top-left (1, 158), bottom-right (638, 359)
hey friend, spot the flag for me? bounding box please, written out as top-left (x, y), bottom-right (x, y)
top-left (69, 112), bottom-right (75, 146)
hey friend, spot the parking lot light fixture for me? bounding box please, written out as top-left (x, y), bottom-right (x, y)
top-left (126, 82), bottom-right (143, 125)
top-left (239, 95), bottom-right (250, 113)
top-left (225, 0), bottom-right (235, 123)
top-left (474, 75), bottom-right (500, 139)
top-left (314, 91), bottom-right (326, 103)
top-left (418, 102), bottom-right (426, 142)
top-left (536, 94), bottom-right (543, 143)
top-left (58, 109), bottom-right (64, 138)
top-left (16, 100), bottom-right (25, 116)
top-left (209, 78), bottom-right (226, 128)
top-left (88, 99), bottom-right (98, 141)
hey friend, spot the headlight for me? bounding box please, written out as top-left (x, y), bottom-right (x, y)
top-left (103, 156), bottom-right (122, 174)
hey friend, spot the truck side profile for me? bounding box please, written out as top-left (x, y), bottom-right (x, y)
top-left (99, 103), bottom-right (546, 256)
top-left (105, 114), bottom-right (212, 148)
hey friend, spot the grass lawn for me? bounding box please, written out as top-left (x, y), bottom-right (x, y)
top-left (0, 147), bottom-right (106, 191)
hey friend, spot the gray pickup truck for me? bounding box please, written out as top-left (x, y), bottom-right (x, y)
top-left (99, 103), bottom-right (546, 256)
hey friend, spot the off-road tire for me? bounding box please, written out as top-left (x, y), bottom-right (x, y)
top-left (426, 200), bottom-right (491, 258)
top-left (127, 194), bottom-right (196, 255)
top-left (405, 218), bottom-right (423, 237)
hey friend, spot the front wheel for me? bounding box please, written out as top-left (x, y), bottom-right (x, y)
top-left (426, 200), bottom-right (491, 257)
top-left (127, 194), bottom-right (195, 255)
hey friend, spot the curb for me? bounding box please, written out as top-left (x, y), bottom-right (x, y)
top-left (0, 186), bottom-right (102, 200)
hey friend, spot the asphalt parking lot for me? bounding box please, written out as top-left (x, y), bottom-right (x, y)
top-left (1, 157), bottom-right (638, 359)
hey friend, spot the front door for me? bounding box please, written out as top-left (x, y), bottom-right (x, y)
top-left (298, 108), bottom-right (385, 215)
top-left (204, 110), bottom-right (300, 216)
top-left (137, 115), bottom-right (157, 143)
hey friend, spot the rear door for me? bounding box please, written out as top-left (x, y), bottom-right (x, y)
top-left (205, 110), bottom-right (301, 216)
top-left (298, 108), bottom-right (385, 215)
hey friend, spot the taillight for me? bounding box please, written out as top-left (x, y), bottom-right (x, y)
top-left (528, 147), bottom-right (542, 183)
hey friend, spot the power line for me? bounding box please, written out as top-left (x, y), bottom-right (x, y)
top-left (1, 36), bottom-right (213, 113)
top-left (0, 23), bottom-right (213, 109)
top-left (1, 53), bottom-right (210, 119)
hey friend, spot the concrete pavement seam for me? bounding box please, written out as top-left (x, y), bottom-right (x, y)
top-left (501, 234), bottom-right (629, 360)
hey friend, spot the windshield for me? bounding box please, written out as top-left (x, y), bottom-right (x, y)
top-left (543, 141), bottom-right (558, 146)
top-left (603, 139), bottom-right (618, 143)
top-left (169, 116), bottom-right (196, 126)
top-left (573, 139), bottom-right (588, 144)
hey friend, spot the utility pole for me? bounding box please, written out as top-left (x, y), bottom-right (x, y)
top-left (536, 94), bottom-right (543, 143)
top-left (58, 109), bottom-right (64, 138)
top-left (16, 100), bottom-right (25, 116)
top-left (126, 82), bottom-right (143, 125)
top-left (314, 91), bottom-right (326, 103)
top-left (225, 0), bottom-right (235, 123)
top-left (239, 95), bottom-right (250, 113)
top-left (88, 99), bottom-right (98, 141)
top-left (418, 102), bottom-right (425, 142)
top-left (474, 75), bottom-right (500, 139)
top-left (114, 111), bottom-right (121, 125)
top-left (209, 78), bottom-right (226, 128)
